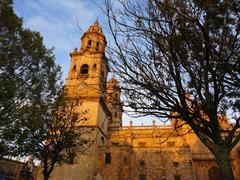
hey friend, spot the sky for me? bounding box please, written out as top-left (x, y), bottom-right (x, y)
top-left (13, 0), bottom-right (160, 126)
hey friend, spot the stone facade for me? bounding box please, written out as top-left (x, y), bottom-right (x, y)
top-left (40, 22), bottom-right (240, 180)
top-left (98, 124), bottom-right (240, 180)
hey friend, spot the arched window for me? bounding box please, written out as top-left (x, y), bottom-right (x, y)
top-left (88, 40), bottom-right (92, 46)
top-left (208, 167), bottom-right (221, 180)
top-left (80, 64), bottom-right (89, 75)
top-left (140, 160), bottom-right (145, 167)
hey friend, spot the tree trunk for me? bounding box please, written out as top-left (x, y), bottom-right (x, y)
top-left (42, 165), bottom-right (50, 180)
top-left (43, 174), bottom-right (49, 180)
top-left (213, 147), bottom-right (234, 180)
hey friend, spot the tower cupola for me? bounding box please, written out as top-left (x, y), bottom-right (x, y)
top-left (107, 76), bottom-right (122, 127)
top-left (107, 76), bottom-right (120, 90)
top-left (80, 20), bottom-right (107, 54)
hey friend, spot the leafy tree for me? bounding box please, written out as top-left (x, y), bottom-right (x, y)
top-left (0, 0), bottom-right (23, 154)
top-left (0, 1), bottom-right (92, 179)
top-left (105, 0), bottom-right (240, 179)
top-left (0, 0), bottom-right (61, 155)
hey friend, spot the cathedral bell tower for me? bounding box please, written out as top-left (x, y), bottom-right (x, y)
top-left (50, 21), bottom-right (112, 180)
top-left (65, 20), bottom-right (110, 127)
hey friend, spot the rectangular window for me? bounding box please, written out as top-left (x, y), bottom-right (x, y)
top-left (139, 174), bottom-right (146, 180)
top-left (105, 153), bottom-right (111, 164)
top-left (112, 142), bottom-right (119, 146)
top-left (174, 175), bottom-right (181, 180)
top-left (138, 142), bottom-right (146, 147)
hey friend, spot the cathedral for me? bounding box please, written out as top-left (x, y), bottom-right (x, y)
top-left (39, 21), bottom-right (240, 180)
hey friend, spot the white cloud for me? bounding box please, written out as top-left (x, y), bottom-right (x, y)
top-left (13, 0), bottom-right (150, 125)
top-left (14, 0), bottom-right (105, 53)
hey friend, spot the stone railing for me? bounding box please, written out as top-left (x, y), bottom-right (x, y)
top-left (110, 125), bottom-right (173, 131)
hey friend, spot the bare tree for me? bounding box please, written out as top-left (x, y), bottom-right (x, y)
top-left (40, 104), bottom-right (91, 180)
top-left (18, 92), bottom-right (93, 180)
top-left (104, 0), bottom-right (240, 179)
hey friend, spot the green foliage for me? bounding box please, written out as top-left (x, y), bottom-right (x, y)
top-left (0, 0), bottom-right (62, 156)
top-left (0, 2), bottom-right (92, 179)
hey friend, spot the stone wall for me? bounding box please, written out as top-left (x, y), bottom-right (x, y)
top-left (96, 125), bottom-right (240, 180)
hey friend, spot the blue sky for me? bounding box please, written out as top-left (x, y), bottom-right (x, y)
top-left (13, 0), bottom-right (106, 78)
top-left (13, 0), bottom-right (159, 126)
